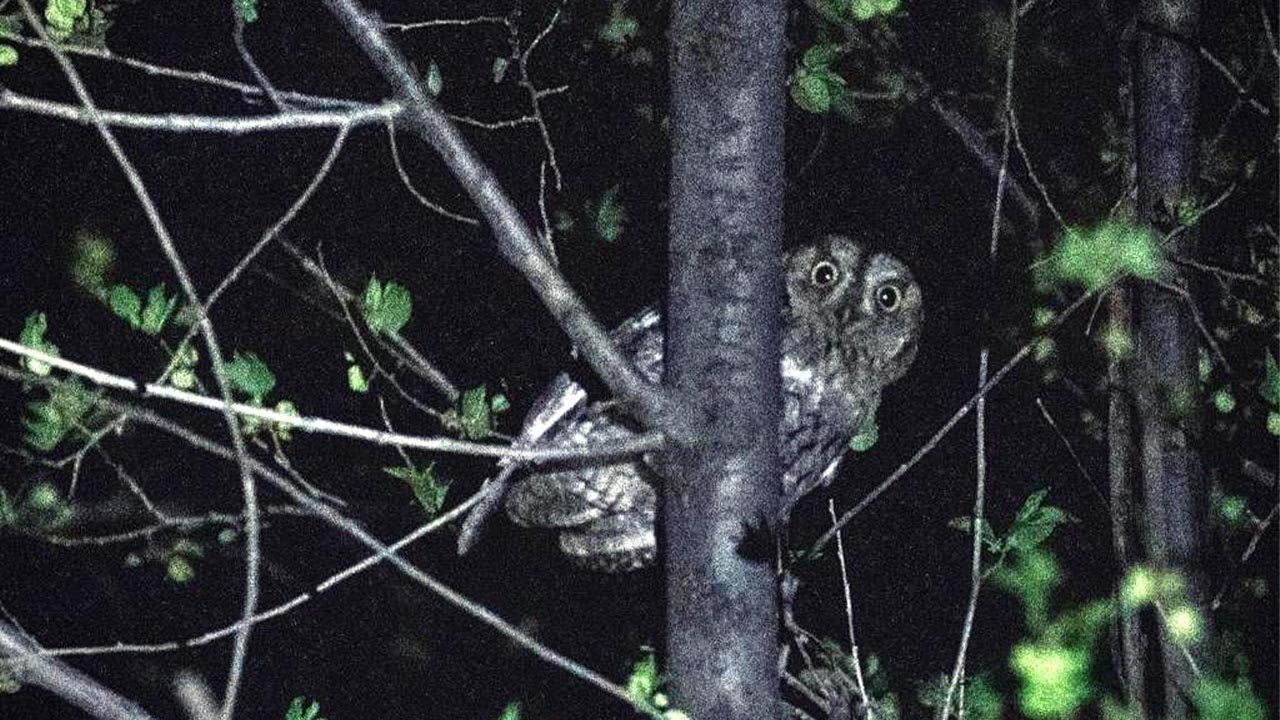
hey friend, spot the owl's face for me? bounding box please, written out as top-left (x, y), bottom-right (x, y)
top-left (785, 234), bottom-right (923, 384)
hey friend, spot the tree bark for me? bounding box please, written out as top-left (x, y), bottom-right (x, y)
top-left (664, 1), bottom-right (787, 718)
top-left (1132, 1), bottom-right (1212, 717)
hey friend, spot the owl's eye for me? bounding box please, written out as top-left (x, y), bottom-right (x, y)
top-left (875, 284), bottom-right (901, 311)
top-left (810, 260), bottom-right (839, 288)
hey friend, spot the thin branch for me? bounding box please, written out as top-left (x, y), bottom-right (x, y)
top-left (0, 339), bottom-right (663, 462)
top-left (385, 119), bottom-right (480, 225)
top-left (168, 125), bottom-right (353, 366)
top-left (278, 237), bottom-right (460, 401)
top-left (14, 3), bottom-right (261, 716)
top-left (43, 490), bottom-right (484, 657)
top-left (1009, 107), bottom-right (1068, 229)
top-left (232, 11), bottom-right (287, 111)
top-left (383, 15), bottom-right (509, 31)
top-left (513, 6), bottom-right (566, 190)
top-left (1034, 398), bottom-right (1109, 511)
top-left (827, 500), bottom-right (873, 719)
top-left (2, 33), bottom-right (369, 109)
top-left (0, 88), bottom-right (397, 133)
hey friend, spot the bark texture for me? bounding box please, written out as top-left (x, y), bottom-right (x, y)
top-left (664, 1), bottom-right (788, 717)
top-left (1133, 1), bottom-right (1212, 717)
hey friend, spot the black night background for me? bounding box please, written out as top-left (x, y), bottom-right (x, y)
top-left (0, 1), bottom-right (1275, 719)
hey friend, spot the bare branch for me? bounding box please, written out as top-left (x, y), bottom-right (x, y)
top-left (0, 88), bottom-right (397, 133)
top-left (0, 621), bottom-right (161, 720)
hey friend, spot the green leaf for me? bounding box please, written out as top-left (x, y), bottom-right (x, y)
top-left (490, 393), bottom-right (510, 413)
top-left (109, 284), bottom-right (142, 329)
top-left (1260, 351), bottom-right (1280, 406)
top-left (627, 651), bottom-right (661, 708)
top-left (19, 312), bottom-right (60, 376)
top-left (233, 0), bottom-right (258, 23)
top-left (166, 555), bottom-right (195, 584)
top-left (384, 461), bottom-right (450, 517)
top-left (849, 416), bottom-right (878, 452)
top-left (45, 0), bottom-right (87, 33)
top-left (802, 42), bottom-right (841, 70)
top-left (497, 702), bottom-right (521, 720)
top-left (70, 230), bottom-right (114, 297)
top-left (0, 44), bottom-right (17, 66)
top-left (426, 60), bottom-right (443, 97)
top-left (1193, 677), bottom-right (1266, 720)
top-left (22, 379), bottom-right (95, 451)
top-left (346, 362), bottom-right (368, 393)
top-left (993, 549), bottom-right (1060, 632)
top-left (271, 399), bottom-right (299, 442)
top-left (460, 385), bottom-right (493, 439)
top-left (1042, 222), bottom-right (1164, 292)
top-left (595, 185), bottom-right (626, 243)
top-left (791, 71), bottom-right (832, 114)
top-left (285, 696), bottom-right (326, 720)
top-left (1010, 643), bottom-right (1092, 719)
top-left (1267, 411), bottom-right (1280, 436)
top-left (1212, 388), bottom-right (1236, 414)
top-left (226, 352), bottom-right (275, 403)
top-left (141, 283), bottom-right (177, 335)
top-left (361, 276), bottom-right (412, 337)
top-left (492, 56), bottom-right (509, 83)
top-left (599, 2), bottom-right (639, 47)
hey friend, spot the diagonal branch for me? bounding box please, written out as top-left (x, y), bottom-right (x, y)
top-left (318, 0), bottom-right (679, 435)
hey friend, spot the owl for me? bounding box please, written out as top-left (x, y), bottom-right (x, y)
top-left (458, 235), bottom-right (923, 572)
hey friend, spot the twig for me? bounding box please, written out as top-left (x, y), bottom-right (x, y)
top-left (2, 34), bottom-right (369, 109)
top-left (14, 3), bottom-right (261, 716)
top-left (232, 11), bottom-right (287, 111)
top-left (167, 125), bottom-right (353, 369)
top-left (1034, 398), bottom-right (1109, 511)
top-left (278, 237), bottom-right (460, 401)
top-left (43, 490), bottom-right (484, 656)
top-left (827, 500), bottom-right (873, 719)
top-left (0, 338), bottom-right (664, 462)
top-left (810, 285), bottom-right (1095, 557)
top-left (0, 88), bottom-right (397, 133)
top-left (385, 119), bottom-right (480, 225)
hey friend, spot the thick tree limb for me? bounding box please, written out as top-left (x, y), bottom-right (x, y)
top-left (664, 2), bottom-right (787, 718)
top-left (1133, 3), bottom-right (1212, 718)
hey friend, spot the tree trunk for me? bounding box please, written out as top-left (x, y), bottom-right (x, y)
top-left (1132, 1), bottom-right (1212, 717)
top-left (664, 1), bottom-right (787, 718)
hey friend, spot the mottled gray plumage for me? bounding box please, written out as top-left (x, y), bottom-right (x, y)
top-left (467, 235), bottom-right (922, 572)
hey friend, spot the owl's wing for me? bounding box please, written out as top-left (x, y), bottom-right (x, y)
top-left (608, 305), bottom-right (664, 383)
top-left (456, 372), bottom-right (587, 555)
top-left (457, 306), bottom-right (663, 557)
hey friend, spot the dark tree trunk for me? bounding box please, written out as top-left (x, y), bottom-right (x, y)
top-left (1132, 0), bottom-right (1212, 717)
top-left (1101, 2), bottom-right (1147, 713)
top-left (664, 1), bottom-right (787, 718)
